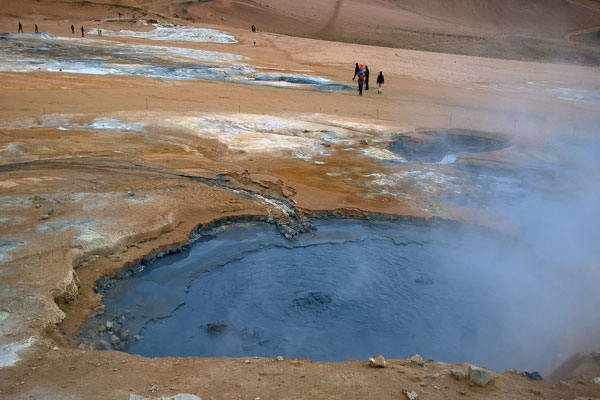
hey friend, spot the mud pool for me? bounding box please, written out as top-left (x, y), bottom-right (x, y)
top-left (388, 130), bottom-right (508, 163)
top-left (77, 216), bottom-right (590, 372)
top-left (0, 33), bottom-right (351, 90)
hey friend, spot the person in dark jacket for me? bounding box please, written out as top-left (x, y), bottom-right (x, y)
top-left (364, 65), bottom-right (370, 90)
top-left (352, 63), bottom-right (360, 80)
top-left (357, 71), bottom-right (364, 96)
top-left (35, 24), bottom-right (39, 33)
top-left (81, 26), bottom-right (85, 37)
top-left (71, 24), bottom-right (75, 34)
top-left (376, 71), bottom-right (384, 94)
top-left (18, 22), bottom-right (23, 33)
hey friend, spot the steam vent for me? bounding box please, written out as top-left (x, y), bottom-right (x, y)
top-left (1, 1), bottom-right (599, 399)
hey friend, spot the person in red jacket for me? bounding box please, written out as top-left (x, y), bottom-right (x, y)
top-left (357, 71), bottom-right (364, 96)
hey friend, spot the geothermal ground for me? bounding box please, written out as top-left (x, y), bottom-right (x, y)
top-left (1, 1), bottom-right (600, 399)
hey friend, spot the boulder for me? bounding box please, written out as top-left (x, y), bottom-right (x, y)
top-left (410, 354), bottom-right (425, 367)
top-left (402, 388), bottom-right (418, 400)
top-left (525, 371), bottom-right (543, 380)
top-left (468, 365), bottom-right (491, 387)
top-left (368, 355), bottom-right (387, 368)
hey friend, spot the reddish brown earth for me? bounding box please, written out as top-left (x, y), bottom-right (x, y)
top-left (0, 0), bottom-right (599, 399)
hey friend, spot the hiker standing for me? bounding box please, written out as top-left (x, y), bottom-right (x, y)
top-left (35, 24), bottom-right (39, 33)
top-left (358, 71), bottom-right (364, 96)
top-left (364, 65), bottom-right (370, 90)
top-left (81, 26), bottom-right (84, 37)
top-left (71, 24), bottom-right (75, 34)
top-left (376, 71), bottom-right (384, 94)
top-left (253, 37), bottom-right (256, 46)
top-left (18, 22), bottom-right (23, 33)
top-left (252, 24), bottom-right (256, 32)
top-left (352, 63), bottom-right (359, 80)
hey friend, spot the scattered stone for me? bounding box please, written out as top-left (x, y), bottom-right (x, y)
top-left (129, 395), bottom-right (146, 400)
top-left (110, 334), bottom-right (120, 346)
top-left (133, 334), bottom-right (142, 341)
top-left (594, 377), bottom-right (600, 384)
top-left (32, 195), bottom-right (42, 201)
top-left (96, 340), bottom-right (109, 350)
top-left (458, 390), bottom-right (466, 396)
top-left (151, 385), bottom-right (158, 392)
top-left (410, 354), bottom-right (425, 367)
top-left (128, 190), bottom-right (135, 196)
top-left (530, 387), bottom-right (541, 396)
top-left (120, 330), bottom-right (129, 341)
top-left (468, 365), bottom-right (491, 387)
top-left (92, 186), bottom-right (97, 190)
top-left (451, 369), bottom-right (466, 380)
top-left (368, 354), bottom-right (387, 368)
top-left (402, 388), bottom-right (418, 400)
top-left (276, 356), bottom-right (284, 361)
top-left (244, 359), bottom-right (251, 364)
top-left (47, 208), bottom-right (54, 215)
top-left (106, 321), bottom-right (113, 331)
top-left (525, 371), bottom-right (543, 381)
top-left (35, 204), bottom-right (42, 208)
top-left (40, 214), bottom-right (49, 220)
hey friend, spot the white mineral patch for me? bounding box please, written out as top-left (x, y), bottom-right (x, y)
top-left (437, 154), bottom-right (457, 164)
top-left (0, 337), bottom-right (34, 368)
top-left (93, 23), bottom-right (237, 44)
top-left (362, 147), bottom-right (406, 162)
top-left (90, 119), bottom-right (144, 132)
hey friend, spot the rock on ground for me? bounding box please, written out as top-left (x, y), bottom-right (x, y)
top-left (468, 365), bottom-right (492, 387)
top-left (451, 368), bottom-right (466, 380)
top-left (368, 354), bottom-right (386, 368)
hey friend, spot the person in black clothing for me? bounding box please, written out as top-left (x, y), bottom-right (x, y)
top-left (71, 24), bottom-right (75, 34)
top-left (376, 71), bottom-right (384, 94)
top-left (352, 63), bottom-right (360, 80)
top-left (81, 26), bottom-right (84, 37)
top-left (35, 24), bottom-right (38, 33)
top-left (364, 65), bottom-right (370, 90)
top-left (18, 22), bottom-right (23, 33)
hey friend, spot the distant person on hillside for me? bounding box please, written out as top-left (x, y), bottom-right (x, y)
top-left (376, 71), bottom-right (384, 94)
top-left (252, 24), bottom-right (256, 32)
top-left (253, 37), bottom-right (256, 46)
top-left (18, 22), bottom-right (23, 33)
top-left (98, 28), bottom-right (102, 36)
top-left (352, 63), bottom-right (359, 80)
top-left (357, 70), bottom-right (364, 96)
top-left (71, 24), bottom-right (75, 34)
top-left (364, 65), bottom-right (370, 90)
top-left (35, 24), bottom-right (39, 33)
top-left (81, 26), bottom-right (84, 37)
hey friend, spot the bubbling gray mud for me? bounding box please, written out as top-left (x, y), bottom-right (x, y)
top-left (389, 130), bottom-right (508, 163)
top-left (77, 218), bottom-right (588, 372)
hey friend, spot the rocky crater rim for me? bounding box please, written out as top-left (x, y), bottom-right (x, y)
top-left (66, 210), bottom-right (508, 354)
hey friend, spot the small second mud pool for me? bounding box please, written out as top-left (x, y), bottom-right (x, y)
top-left (76, 218), bottom-right (577, 372)
top-left (389, 129), bottom-right (508, 163)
